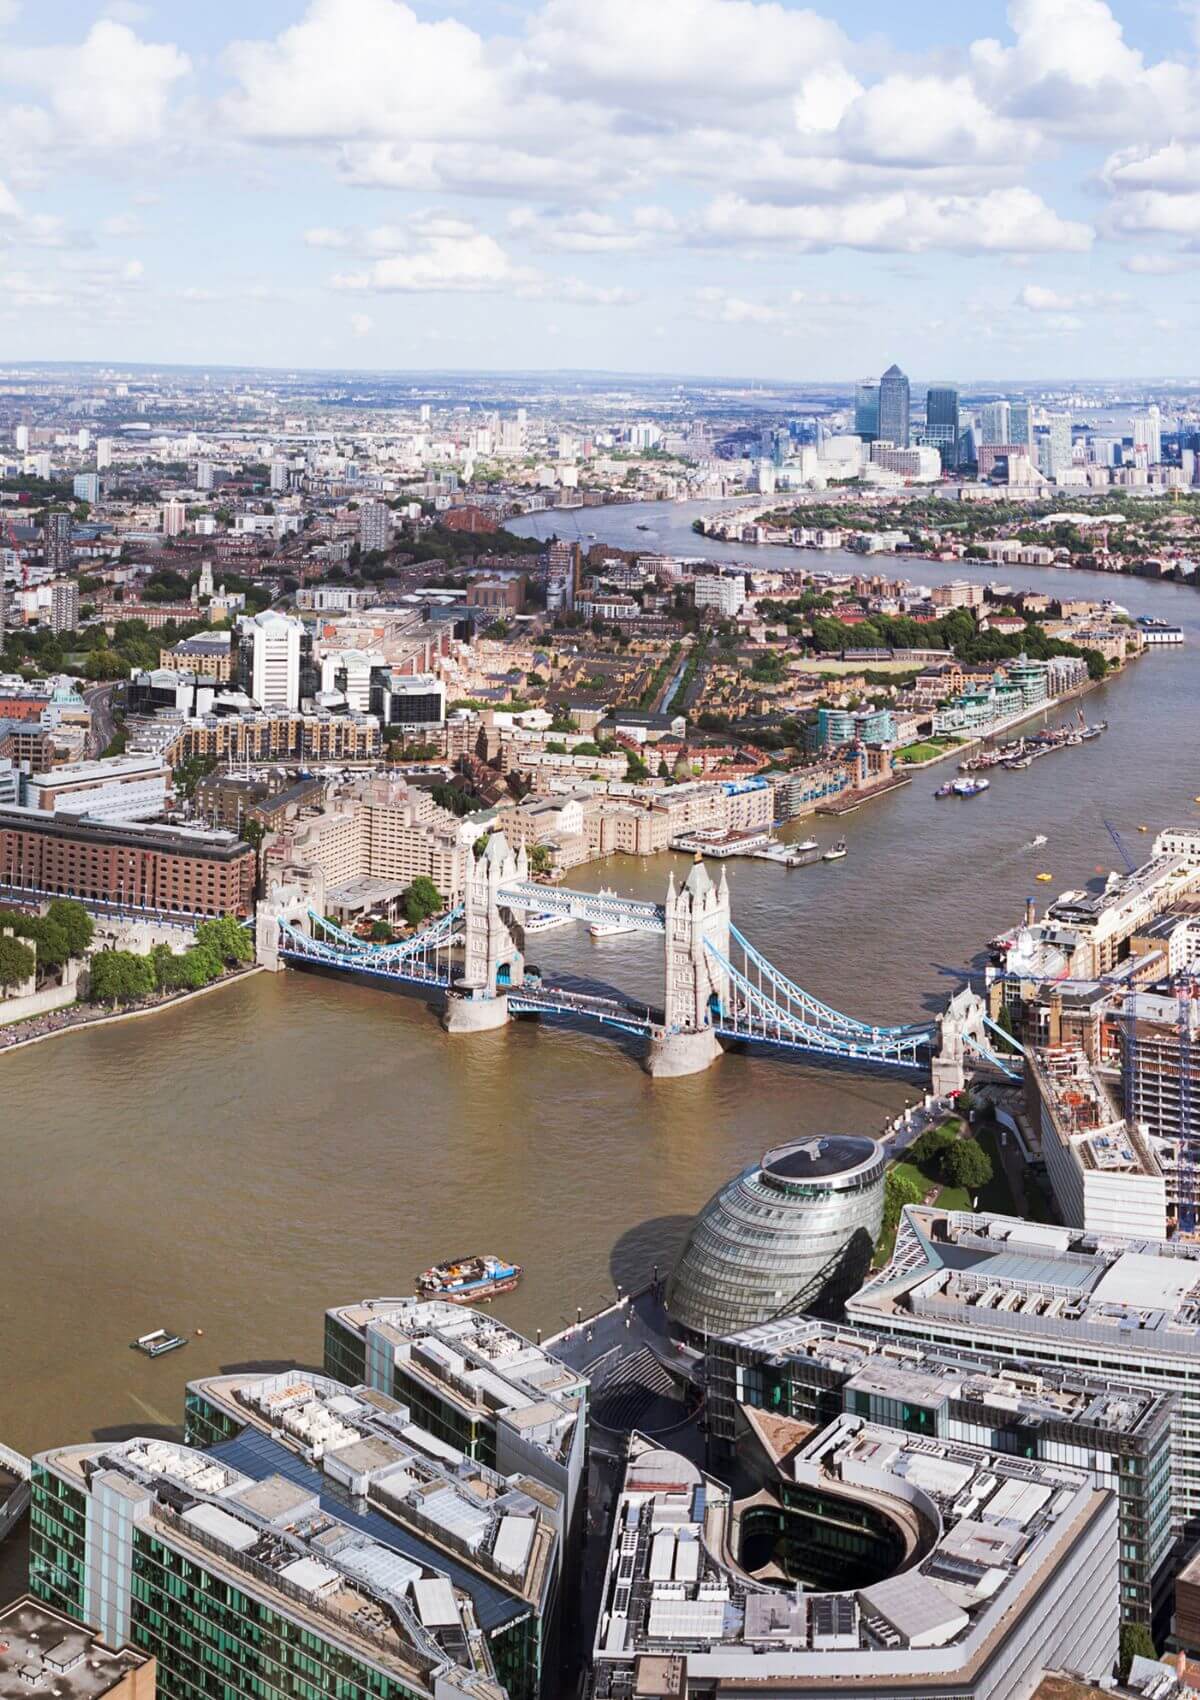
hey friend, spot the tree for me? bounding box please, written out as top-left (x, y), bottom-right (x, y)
top-left (1118, 1623), bottom-right (1155, 1680)
top-left (194, 915), bottom-right (252, 966)
top-left (528, 844), bottom-right (552, 876)
top-left (0, 935), bottom-right (35, 994)
top-left (879, 1167), bottom-right (925, 1248)
top-left (370, 920), bottom-right (395, 942)
top-left (403, 876), bottom-right (442, 927)
top-left (46, 899), bottom-right (93, 957)
top-left (88, 950), bottom-right (155, 1006)
top-left (909, 1124), bottom-right (958, 1171)
top-left (941, 1139), bottom-right (994, 1192)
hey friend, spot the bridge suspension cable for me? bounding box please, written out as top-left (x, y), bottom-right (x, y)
top-left (727, 924), bottom-right (933, 1041)
top-left (707, 939), bottom-right (929, 1070)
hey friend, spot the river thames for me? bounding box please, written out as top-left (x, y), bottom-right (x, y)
top-left (1, 498), bottom-right (1197, 1458)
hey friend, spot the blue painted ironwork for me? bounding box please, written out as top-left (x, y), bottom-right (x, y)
top-left (278, 905), bottom-right (462, 987)
top-left (706, 938), bottom-right (930, 1069)
top-left (963, 1031), bottom-right (1022, 1080)
top-left (727, 923), bottom-right (930, 1040)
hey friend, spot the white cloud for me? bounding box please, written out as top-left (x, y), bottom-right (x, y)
top-left (970, 0), bottom-right (1196, 138)
top-left (1018, 283), bottom-right (1127, 310)
top-left (223, 0), bottom-right (503, 141)
top-left (1122, 252), bottom-right (1195, 275)
top-left (526, 0), bottom-right (846, 111)
top-left (5, 21), bottom-right (190, 150)
top-left (332, 229), bottom-right (536, 294)
top-left (507, 206), bottom-right (655, 253)
top-left (304, 226), bottom-right (353, 249)
top-left (694, 288), bottom-right (782, 325)
top-left (697, 186), bottom-right (1092, 254)
top-left (833, 74), bottom-right (1037, 167)
top-left (349, 312), bottom-right (373, 337)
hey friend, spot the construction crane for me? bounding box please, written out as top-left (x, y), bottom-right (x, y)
top-left (1104, 817), bottom-right (1137, 875)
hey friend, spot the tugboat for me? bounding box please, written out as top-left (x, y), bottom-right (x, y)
top-left (417, 1255), bottom-right (523, 1303)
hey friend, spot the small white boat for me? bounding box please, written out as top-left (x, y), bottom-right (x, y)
top-left (1030, 834), bottom-right (1048, 848)
top-left (523, 911), bottom-right (571, 934)
top-left (822, 840), bottom-right (848, 862)
top-left (793, 838), bottom-right (819, 853)
top-left (590, 918), bottom-right (640, 939)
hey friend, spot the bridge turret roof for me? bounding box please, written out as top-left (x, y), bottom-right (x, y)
top-left (683, 853), bottom-right (712, 900)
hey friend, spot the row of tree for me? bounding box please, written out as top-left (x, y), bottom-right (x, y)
top-left (0, 900), bottom-right (95, 994)
top-left (87, 916), bottom-right (253, 1007)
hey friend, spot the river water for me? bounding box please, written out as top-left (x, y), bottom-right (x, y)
top-left (1, 500), bottom-right (1197, 1460)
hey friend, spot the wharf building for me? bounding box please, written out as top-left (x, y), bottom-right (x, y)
top-left (128, 705), bottom-right (382, 767)
top-left (0, 807), bottom-right (255, 917)
top-left (20, 754), bottom-right (171, 826)
top-left (183, 1370), bottom-right (563, 1700)
top-left (322, 1299), bottom-right (588, 1555)
top-left (30, 1436), bottom-right (505, 1700)
top-left (704, 1314), bottom-right (1175, 1630)
top-left (665, 1138), bottom-right (886, 1346)
top-left (847, 1207), bottom-right (1200, 1608)
top-left (589, 1420), bottom-right (1116, 1700)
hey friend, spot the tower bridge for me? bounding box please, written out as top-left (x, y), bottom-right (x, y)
top-left (262, 832), bottom-right (1015, 1088)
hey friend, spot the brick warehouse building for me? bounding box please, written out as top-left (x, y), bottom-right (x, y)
top-left (0, 808), bottom-right (256, 917)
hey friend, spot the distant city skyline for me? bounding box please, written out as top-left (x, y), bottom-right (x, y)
top-left (3, 0), bottom-right (1200, 375)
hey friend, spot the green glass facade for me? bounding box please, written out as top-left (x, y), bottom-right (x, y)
top-left (128, 1530), bottom-right (429, 1700)
top-left (323, 1316), bottom-right (493, 1467)
top-left (184, 1391), bottom-right (248, 1450)
top-left (323, 1317), bottom-right (366, 1390)
top-left (29, 1465), bottom-right (87, 1620)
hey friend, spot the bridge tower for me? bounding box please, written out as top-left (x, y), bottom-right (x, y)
top-left (930, 985), bottom-right (987, 1097)
top-left (256, 870), bottom-right (325, 971)
top-left (444, 832), bottom-right (527, 1033)
top-left (648, 856), bottom-right (730, 1078)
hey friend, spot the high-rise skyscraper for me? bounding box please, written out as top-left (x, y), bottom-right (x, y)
top-left (877, 364), bottom-right (910, 448)
top-left (1133, 404), bottom-right (1162, 466)
top-left (1039, 412), bottom-right (1073, 479)
top-left (1009, 401), bottom-right (1033, 452)
top-left (854, 380), bottom-right (879, 441)
top-left (979, 400), bottom-right (1011, 446)
top-left (358, 501), bottom-right (391, 554)
top-left (924, 386), bottom-right (959, 465)
top-left (43, 509), bottom-right (71, 573)
top-left (48, 579), bottom-right (79, 635)
top-left (242, 610), bottom-right (301, 710)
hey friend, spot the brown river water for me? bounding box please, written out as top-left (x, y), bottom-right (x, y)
top-left (1, 499), bottom-right (1198, 1459)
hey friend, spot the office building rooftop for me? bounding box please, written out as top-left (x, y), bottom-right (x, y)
top-left (40, 1438), bottom-right (504, 1700)
top-left (188, 1370), bottom-right (559, 1615)
top-left (592, 1417), bottom-right (1112, 1695)
top-left (849, 1207), bottom-right (1200, 1350)
top-left (0, 1599), bottom-right (153, 1700)
top-left (713, 1314), bottom-right (1164, 1439)
top-left (326, 1297), bottom-right (586, 1468)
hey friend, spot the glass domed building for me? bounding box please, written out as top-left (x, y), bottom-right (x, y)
top-left (666, 1136), bottom-right (886, 1344)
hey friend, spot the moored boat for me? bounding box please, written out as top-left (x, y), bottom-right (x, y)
top-left (417, 1255), bottom-right (523, 1303)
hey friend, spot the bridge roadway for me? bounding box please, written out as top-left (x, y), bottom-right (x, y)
top-left (496, 880), bottom-right (666, 933)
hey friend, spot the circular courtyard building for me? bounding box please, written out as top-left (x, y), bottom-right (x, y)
top-left (666, 1135), bottom-right (886, 1344)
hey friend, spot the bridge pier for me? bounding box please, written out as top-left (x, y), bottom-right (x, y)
top-left (442, 985), bottom-right (510, 1033)
top-left (645, 1025), bottom-right (724, 1079)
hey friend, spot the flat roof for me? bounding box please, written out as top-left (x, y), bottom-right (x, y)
top-left (0, 1599), bottom-right (151, 1700)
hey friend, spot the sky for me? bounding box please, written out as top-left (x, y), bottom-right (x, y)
top-left (4, 0), bottom-right (1200, 379)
